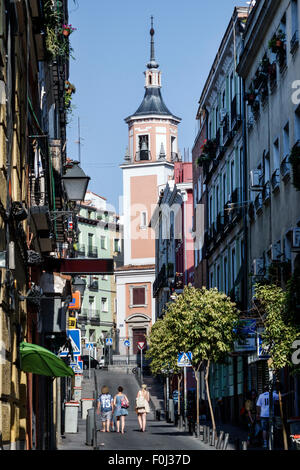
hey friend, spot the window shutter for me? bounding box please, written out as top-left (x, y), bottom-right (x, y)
top-left (132, 287), bottom-right (145, 305)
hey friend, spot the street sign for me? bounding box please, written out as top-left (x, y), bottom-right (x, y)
top-left (70, 361), bottom-right (83, 373)
top-left (59, 329), bottom-right (81, 357)
top-left (68, 317), bottom-right (77, 329)
top-left (68, 291), bottom-right (81, 310)
top-left (124, 340), bottom-right (130, 347)
top-left (86, 342), bottom-right (94, 350)
top-left (177, 352), bottom-right (192, 367)
top-left (137, 342), bottom-right (145, 350)
top-left (257, 334), bottom-right (270, 359)
top-left (106, 338), bottom-right (113, 346)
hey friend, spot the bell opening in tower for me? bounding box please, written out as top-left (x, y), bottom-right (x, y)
top-left (138, 135), bottom-right (150, 161)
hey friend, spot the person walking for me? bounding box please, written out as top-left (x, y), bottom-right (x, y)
top-left (136, 384), bottom-right (150, 432)
top-left (256, 385), bottom-right (279, 449)
top-left (244, 389), bottom-right (257, 447)
top-left (96, 386), bottom-right (114, 432)
top-left (113, 386), bottom-right (129, 434)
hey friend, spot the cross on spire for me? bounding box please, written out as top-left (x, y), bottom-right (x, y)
top-left (147, 16), bottom-right (159, 69)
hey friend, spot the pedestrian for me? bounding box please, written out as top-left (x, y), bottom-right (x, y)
top-left (136, 384), bottom-right (150, 432)
top-left (113, 386), bottom-right (129, 434)
top-left (256, 385), bottom-right (279, 449)
top-left (96, 385), bottom-right (114, 432)
top-left (244, 389), bottom-right (257, 447)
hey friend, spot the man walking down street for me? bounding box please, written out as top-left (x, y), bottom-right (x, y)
top-left (97, 386), bottom-right (114, 433)
top-left (256, 386), bottom-right (279, 449)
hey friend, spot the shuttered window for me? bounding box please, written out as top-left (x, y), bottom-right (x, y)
top-left (132, 287), bottom-right (145, 306)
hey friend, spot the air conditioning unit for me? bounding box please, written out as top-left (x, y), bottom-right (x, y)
top-left (250, 169), bottom-right (263, 190)
top-left (252, 258), bottom-right (265, 276)
top-left (271, 241), bottom-right (282, 261)
top-left (292, 227), bottom-right (300, 249)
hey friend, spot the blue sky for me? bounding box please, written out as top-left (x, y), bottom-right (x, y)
top-left (67, 0), bottom-right (249, 213)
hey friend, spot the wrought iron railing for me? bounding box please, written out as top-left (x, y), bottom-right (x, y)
top-left (280, 154), bottom-right (291, 180)
top-left (271, 169), bottom-right (280, 191)
top-left (87, 247), bottom-right (98, 258)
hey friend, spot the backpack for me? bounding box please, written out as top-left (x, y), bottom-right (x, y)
top-left (121, 395), bottom-right (129, 409)
top-left (100, 393), bottom-right (112, 412)
top-left (136, 392), bottom-right (146, 409)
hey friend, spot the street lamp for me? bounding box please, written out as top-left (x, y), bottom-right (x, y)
top-left (61, 161), bottom-right (90, 202)
top-left (72, 276), bottom-right (86, 297)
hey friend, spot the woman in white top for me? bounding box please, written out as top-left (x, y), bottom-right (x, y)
top-left (136, 384), bottom-right (150, 432)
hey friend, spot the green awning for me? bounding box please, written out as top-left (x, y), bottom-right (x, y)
top-left (20, 341), bottom-right (75, 377)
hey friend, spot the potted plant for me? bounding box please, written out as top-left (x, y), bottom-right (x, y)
top-left (65, 81), bottom-right (76, 95)
top-left (246, 82), bottom-right (257, 104)
top-left (62, 24), bottom-right (76, 37)
top-left (268, 30), bottom-right (286, 54)
top-left (289, 141), bottom-right (300, 190)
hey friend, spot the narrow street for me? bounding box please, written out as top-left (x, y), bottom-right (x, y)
top-left (58, 370), bottom-right (214, 451)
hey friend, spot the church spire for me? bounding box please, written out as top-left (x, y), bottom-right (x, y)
top-left (147, 16), bottom-right (159, 69)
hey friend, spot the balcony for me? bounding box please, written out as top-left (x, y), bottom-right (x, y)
top-left (216, 212), bottom-right (224, 234)
top-left (248, 201), bottom-right (255, 222)
top-left (271, 169), bottom-right (280, 192)
top-left (82, 309), bottom-right (101, 325)
top-left (87, 247), bottom-right (98, 258)
top-left (254, 193), bottom-right (263, 213)
top-left (153, 264), bottom-right (167, 297)
top-left (75, 244), bottom-right (86, 257)
top-left (231, 95), bottom-right (241, 131)
top-left (280, 154), bottom-right (291, 181)
top-left (290, 31), bottom-right (299, 55)
top-left (262, 181), bottom-right (271, 204)
top-left (89, 280), bottom-right (99, 291)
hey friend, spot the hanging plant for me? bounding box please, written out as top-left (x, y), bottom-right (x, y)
top-left (65, 81), bottom-right (76, 95)
top-left (268, 30), bottom-right (286, 54)
top-left (196, 139), bottom-right (217, 167)
top-left (61, 24), bottom-right (76, 37)
top-left (289, 141), bottom-right (300, 190)
top-left (246, 82), bottom-right (257, 104)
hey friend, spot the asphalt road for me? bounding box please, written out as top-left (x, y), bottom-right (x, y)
top-left (93, 370), bottom-right (213, 451)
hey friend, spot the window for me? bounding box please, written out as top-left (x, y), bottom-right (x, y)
top-left (132, 287), bottom-right (146, 306)
top-left (231, 248), bottom-right (236, 288)
top-left (101, 236), bottom-right (106, 249)
top-left (230, 159), bottom-right (235, 195)
top-left (224, 257), bottom-right (228, 294)
top-left (263, 152), bottom-right (270, 183)
top-left (114, 238), bottom-right (120, 252)
top-left (222, 173), bottom-right (227, 207)
top-left (217, 265), bottom-right (221, 290)
top-left (283, 123), bottom-right (290, 157)
top-left (292, 0), bottom-right (299, 37)
top-left (101, 297), bottom-right (108, 312)
top-left (138, 135), bottom-right (150, 160)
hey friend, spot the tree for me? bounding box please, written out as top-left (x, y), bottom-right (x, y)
top-left (254, 283), bottom-right (300, 449)
top-left (147, 286), bottom-right (239, 432)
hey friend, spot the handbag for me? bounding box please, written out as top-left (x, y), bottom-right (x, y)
top-left (121, 396), bottom-right (129, 409)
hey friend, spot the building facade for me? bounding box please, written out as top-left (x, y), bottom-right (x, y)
top-left (237, 0), bottom-right (300, 416)
top-left (115, 21), bottom-right (181, 363)
top-left (193, 6), bottom-right (249, 423)
top-left (151, 162), bottom-right (194, 319)
top-left (75, 191), bottom-right (123, 361)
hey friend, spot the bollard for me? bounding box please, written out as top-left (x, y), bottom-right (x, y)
top-left (212, 430), bottom-right (217, 447)
top-left (155, 409), bottom-right (161, 421)
top-left (209, 428), bottom-right (214, 446)
top-left (199, 424), bottom-right (204, 441)
top-left (216, 430), bottom-right (224, 449)
top-left (86, 408), bottom-right (94, 446)
top-left (178, 415), bottom-right (183, 431)
top-left (242, 441), bottom-right (248, 450)
top-left (222, 432), bottom-right (230, 450)
top-left (204, 425), bottom-right (209, 444)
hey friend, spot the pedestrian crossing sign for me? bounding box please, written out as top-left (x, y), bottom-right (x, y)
top-left (59, 329), bottom-right (81, 357)
top-left (177, 352), bottom-right (192, 367)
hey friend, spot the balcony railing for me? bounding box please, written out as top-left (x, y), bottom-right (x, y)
top-left (254, 193), bottom-right (263, 213)
top-left (290, 30), bottom-right (299, 54)
top-left (231, 95), bottom-right (241, 130)
top-left (271, 169), bottom-right (280, 192)
top-left (153, 264), bottom-right (167, 297)
top-left (248, 201), bottom-right (255, 222)
top-left (75, 244), bottom-right (86, 257)
top-left (82, 308), bottom-right (101, 320)
top-left (87, 247), bottom-right (98, 258)
top-left (89, 280), bottom-right (99, 291)
top-left (280, 154), bottom-right (291, 181)
top-left (262, 181), bottom-right (271, 204)
top-left (29, 174), bottom-right (48, 207)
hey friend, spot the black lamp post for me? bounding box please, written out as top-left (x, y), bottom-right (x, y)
top-left (72, 276), bottom-right (86, 297)
top-left (62, 161), bottom-right (90, 202)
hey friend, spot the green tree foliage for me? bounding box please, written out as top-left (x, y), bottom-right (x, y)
top-left (146, 286), bottom-right (239, 430)
top-left (254, 283), bottom-right (300, 370)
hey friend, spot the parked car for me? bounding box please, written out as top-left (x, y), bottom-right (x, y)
top-left (81, 355), bottom-right (101, 370)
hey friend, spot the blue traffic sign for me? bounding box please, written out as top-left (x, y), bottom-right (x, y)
top-left (124, 340), bottom-right (130, 347)
top-left (60, 329), bottom-right (81, 357)
top-left (106, 338), bottom-right (113, 346)
top-left (86, 342), bottom-right (94, 350)
top-left (177, 352), bottom-right (192, 367)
